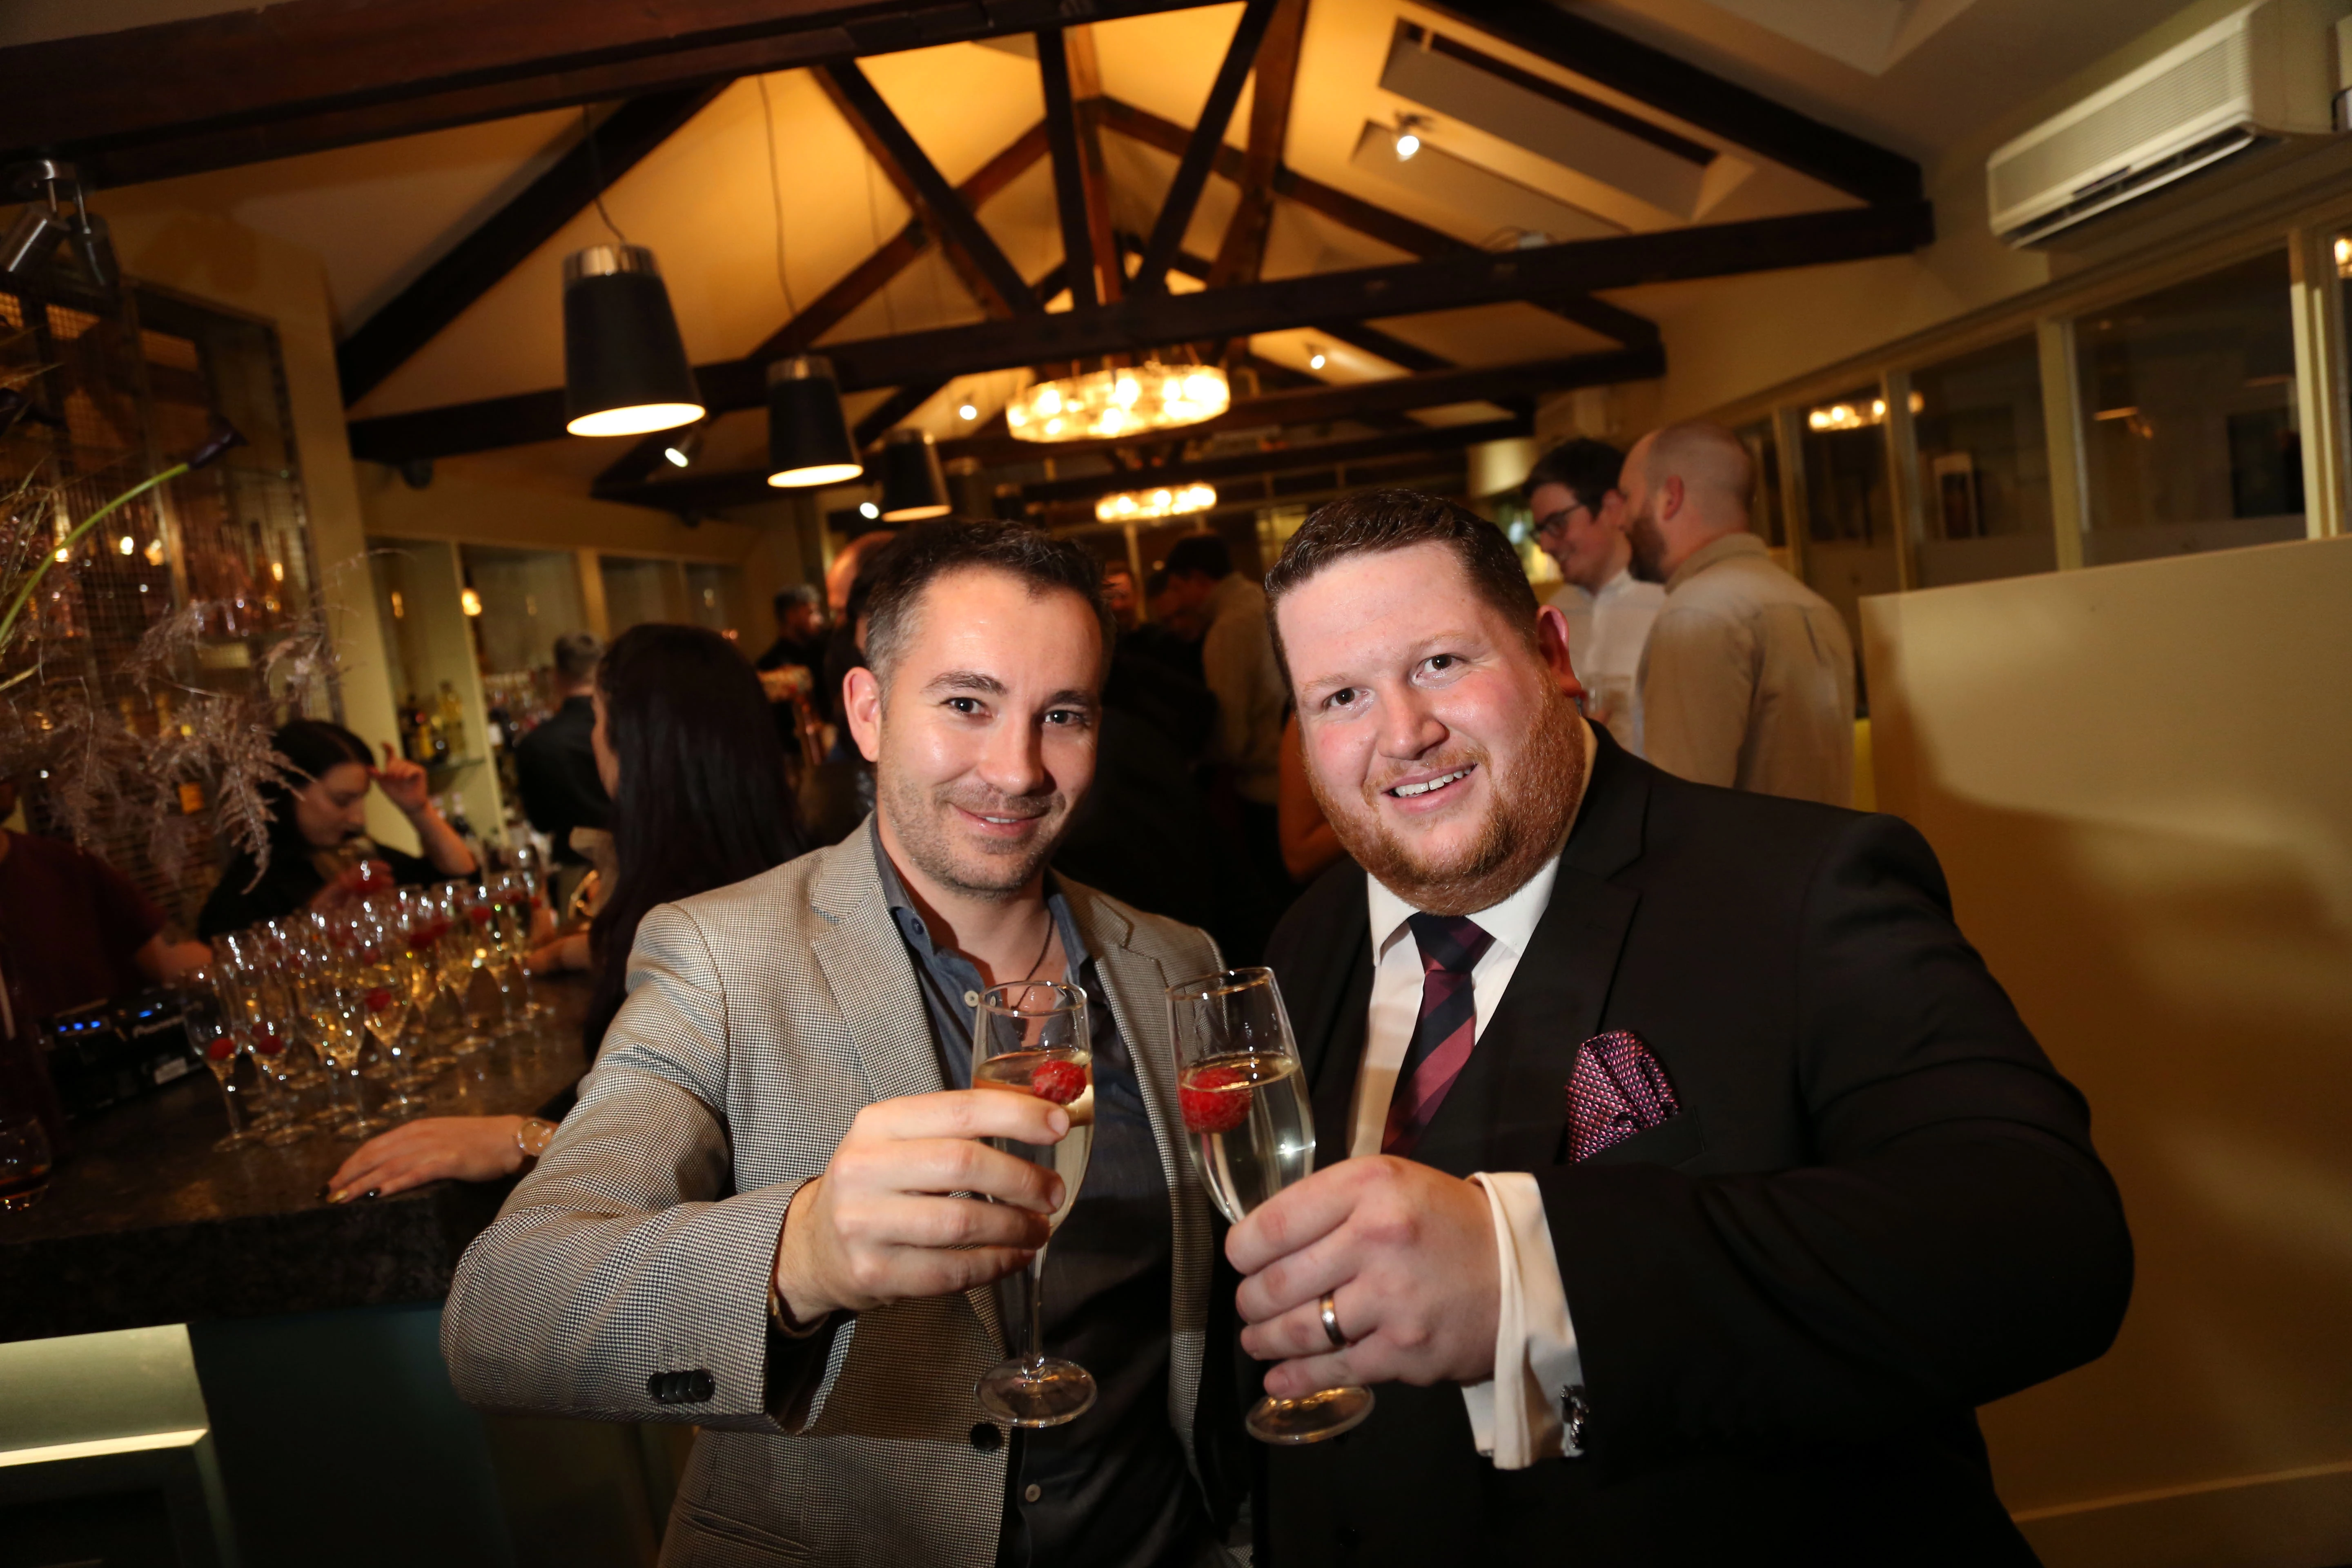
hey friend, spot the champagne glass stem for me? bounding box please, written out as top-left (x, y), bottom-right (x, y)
top-left (217, 1077), bottom-right (245, 1138)
top-left (1024, 1249), bottom-right (1049, 1372)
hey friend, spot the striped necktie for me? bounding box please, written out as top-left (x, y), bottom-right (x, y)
top-left (1381, 913), bottom-right (1494, 1158)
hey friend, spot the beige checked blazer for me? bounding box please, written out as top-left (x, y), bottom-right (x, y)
top-left (441, 822), bottom-right (1221, 1567)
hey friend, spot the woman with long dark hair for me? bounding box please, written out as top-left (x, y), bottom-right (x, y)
top-left (325, 623), bottom-right (804, 1200)
top-left (197, 718), bottom-right (476, 938)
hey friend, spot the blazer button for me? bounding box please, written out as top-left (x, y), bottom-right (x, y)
top-left (969, 1421), bottom-right (1003, 1452)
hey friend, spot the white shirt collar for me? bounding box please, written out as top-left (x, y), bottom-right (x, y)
top-left (1363, 720), bottom-right (1597, 960)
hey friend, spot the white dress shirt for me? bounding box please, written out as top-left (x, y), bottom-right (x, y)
top-left (1550, 566), bottom-right (1665, 756)
top-left (1348, 724), bottom-right (1595, 1468)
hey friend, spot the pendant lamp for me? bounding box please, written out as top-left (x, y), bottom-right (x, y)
top-left (766, 356), bottom-right (863, 488)
top-left (561, 244), bottom-right (704, 437)
top-left (876, 429), bottom-right (951, 521)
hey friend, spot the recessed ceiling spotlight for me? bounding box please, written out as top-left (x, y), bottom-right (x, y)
top-left (959, 403), bottom-right (979, 421)
top-left (1308, 348), bottom-right (1327, 370)
top-left (1392, 114), bottom-right (1432, 162)
top-left (859, 500), bottom-right (880, 519)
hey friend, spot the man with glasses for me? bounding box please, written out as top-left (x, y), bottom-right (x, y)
top-left (1526, 439), bottom-right (1663, 753)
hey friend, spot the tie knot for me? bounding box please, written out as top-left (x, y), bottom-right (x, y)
top-left (1406, 913), bottom-right (1492, 976)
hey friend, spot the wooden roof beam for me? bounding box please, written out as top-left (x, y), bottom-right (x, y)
top-left (350, 201), bottom-right (1923, 464)
top-left (817, 61), bottom-right (1039, 321)
top-left (1131, 0), bottom-right (1281, 295)
top-left (5, 0), bottom-right (1230, 188)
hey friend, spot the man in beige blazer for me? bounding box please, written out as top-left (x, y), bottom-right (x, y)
top-left (443, 523), bottom-right (1231, 1566)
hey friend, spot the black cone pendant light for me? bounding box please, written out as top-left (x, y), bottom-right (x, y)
top-left (766, 356), bottom-right (862, 488)
top-left (561, 245), bottom-right (704, 437)
top-left (877, 429), bottom-right (951, 521)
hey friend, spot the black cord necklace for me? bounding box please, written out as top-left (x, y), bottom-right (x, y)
top-left (1017, 917), bottom-right (1056, 985)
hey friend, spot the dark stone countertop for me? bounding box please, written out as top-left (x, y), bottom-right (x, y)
top-left (0, 978), bottom-right (593, 1344)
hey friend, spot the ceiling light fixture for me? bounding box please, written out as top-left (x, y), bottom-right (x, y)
top-left (1308, 349), bottom-right (1327, 370)
top-left (765, 355), bottom-right (862, 488)
top-left (1096, 483), bottom-right (1216, 523)
top-left (1392, 114), bottom-right (1432, 163)
top-left (561, 244), bottom-right (704, 437)
top-left (959, 403), bottom-right (980, 421)
top-left (662, 427), bottom-right (705, 468)
top-left (877, 429), bottom-right (952, 521)
top-left (859, 501), bottom-right (880, 520)
top-left (1007, 363), bottom-right (1230, 443)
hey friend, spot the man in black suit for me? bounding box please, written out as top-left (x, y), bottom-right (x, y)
top-left (512, 631), bottom-right (608, 871)
top-left (1226, 488), bottom-right (2131, 1565)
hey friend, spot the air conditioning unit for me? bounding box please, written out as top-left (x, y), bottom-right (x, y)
top-left (1987, 0), bottom-right (2349, 247)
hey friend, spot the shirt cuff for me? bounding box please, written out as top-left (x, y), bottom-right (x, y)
top-left (1462, 1172), bottom-right (1584, 1469)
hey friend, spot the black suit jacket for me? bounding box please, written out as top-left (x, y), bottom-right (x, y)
top-left (513, 696), bottom-right (610, 866)
top-left (1256, 725), bottom-right (2131, 1567)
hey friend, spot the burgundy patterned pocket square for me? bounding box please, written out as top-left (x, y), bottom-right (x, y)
top-left (1566, 1030), bottom-right (1682, 1163)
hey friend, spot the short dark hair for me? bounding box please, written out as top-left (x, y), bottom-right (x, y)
top-left (773, 584), bottom-right (820, 620)
top-left (1263, 488), bottom-right (1539, 684)
top-left (552, 630), bottom-right (603, 681)
top-left (1163, 533), bottom-right (1232, 581)
top-left (1524, 437), bottom-right (1624, 517)
top-left (863, 521), bottom-right (1114, 687)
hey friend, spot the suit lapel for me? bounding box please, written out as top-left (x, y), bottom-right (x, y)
top-left (804, 819), bottom-right (1002, 1350)
top-left (1415, 725), bottom-right (1651, 1176)
top-left (1283, 886), bottom-right (1374, 1174)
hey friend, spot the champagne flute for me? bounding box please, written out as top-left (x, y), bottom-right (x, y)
top-left (969, 979), bottom-right (1097, 1428)
top-left (187, 990), bottom-right (259, 1152)
top-left (1166, 967), bottom-right (1374, 1444)
top-left (355, 913), bottom-right (424, 1118)
top-left (295, 935), bottom-right (379, 1136)
top-left (434, 886), bottom-right (493, 1057)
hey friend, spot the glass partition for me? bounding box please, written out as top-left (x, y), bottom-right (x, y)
top-left (1798, 385), bottom-right (1898, 653)
top-left (1909, 336), bottom-right (2056, 586)
top-left (2077, 250), bottom-right (2304, 564)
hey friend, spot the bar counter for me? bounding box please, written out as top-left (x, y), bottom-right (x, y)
top-left (0, 977), bottom-right (590, 1345)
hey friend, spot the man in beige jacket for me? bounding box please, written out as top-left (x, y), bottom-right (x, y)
top-left (1623, 422), bottom-right (1856, 808)
top-left (443, 523), bottom-right (1234, 1566)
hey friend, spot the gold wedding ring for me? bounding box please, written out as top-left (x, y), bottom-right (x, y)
top-left (1319, 1292), bottom-right (1348, 1350)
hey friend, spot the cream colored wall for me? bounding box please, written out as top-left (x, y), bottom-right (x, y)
top-left (1645, 0), bottom-right (2292, 423)
top-left (1862, 537), bottom-right (2352, 1568)
top-left (87, 194), bottom-right (419, 853)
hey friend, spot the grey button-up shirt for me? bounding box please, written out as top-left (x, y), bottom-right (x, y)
top-left (874, 840), bottom-right (1210, 1568)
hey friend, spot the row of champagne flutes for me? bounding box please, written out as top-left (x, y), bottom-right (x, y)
top-left (192, 871), bottom-right (549, 1153)
top-left (971, 967), bottom-right (1371, 1446)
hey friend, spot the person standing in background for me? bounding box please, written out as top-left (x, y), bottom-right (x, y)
top-left (512, 633), bottom-right (609, 888)
top-left (1624, 422), bottom-right (1856, 808)
top-left (755, 584), bottom-right (828, 684)
top-left (1158, 533), bottom-right (1290, 899)
top-left (1526, 437), bottom-right (1663, 755)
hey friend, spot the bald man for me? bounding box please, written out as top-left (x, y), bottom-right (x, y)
top-left (1622, 421), bottom-right (1856, 807)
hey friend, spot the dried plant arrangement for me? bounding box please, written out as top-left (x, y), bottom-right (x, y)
top-left (0, 404), bottom-right (329, 889)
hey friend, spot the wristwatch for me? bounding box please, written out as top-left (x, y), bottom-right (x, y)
top-left (514, 1116), bottom-right (559, 1162)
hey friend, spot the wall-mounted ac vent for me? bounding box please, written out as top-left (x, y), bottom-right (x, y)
top-left (1987, 0), bottom-right (2348, 248)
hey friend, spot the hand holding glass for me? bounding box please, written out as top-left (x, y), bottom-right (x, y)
top-left (969, 980), bottom-right (1096, 1429)
top-left (1167, 967), bottom-right (1374, 1443)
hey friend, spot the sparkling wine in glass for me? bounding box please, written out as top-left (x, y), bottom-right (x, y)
top-left (187, 997), bottom-right (260, 1152)
top-left (359, 966), bottom-right (422, 1119)
top-left (969, 979), bottom-right (1097, 1428)
top-left (436, 887), bottom-right (493, 1057)
top-left (1167, 967), bottom-right (1374, 1444)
